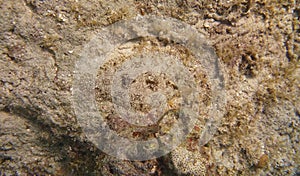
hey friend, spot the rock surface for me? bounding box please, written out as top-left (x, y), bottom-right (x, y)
top-left (1, 0), bottom-right (299, 175)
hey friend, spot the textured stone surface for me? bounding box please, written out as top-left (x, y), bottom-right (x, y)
top-left (0, 0), bottom-right (299, 175)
